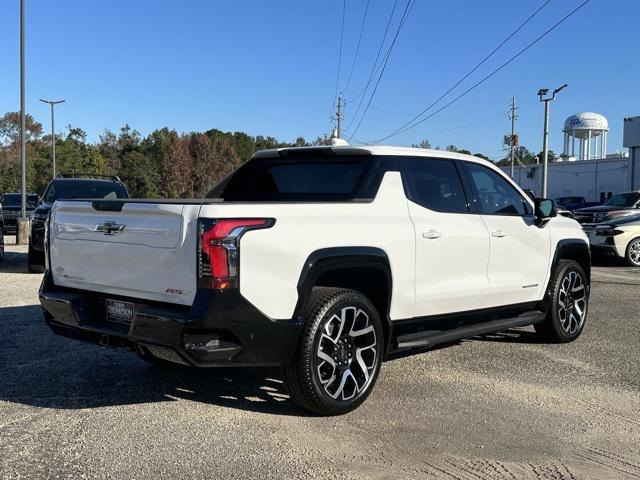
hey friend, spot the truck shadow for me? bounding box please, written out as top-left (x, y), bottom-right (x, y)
top-left (0, 305), bottom-right (307, 416)
top-left (0, 248), bottom-right (32, 274)
top-left (469, 328), bottom-right (540, 344)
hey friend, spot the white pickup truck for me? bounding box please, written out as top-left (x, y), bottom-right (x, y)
top-left (40, 145), bottom-right (591, 415)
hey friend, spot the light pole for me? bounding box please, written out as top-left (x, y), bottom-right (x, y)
top-left (39, 99), bottom-right (65, 179)
top-left (17, 0), bottom-right (29, 244)
top-left (538, 84), bottom-right (567, 198)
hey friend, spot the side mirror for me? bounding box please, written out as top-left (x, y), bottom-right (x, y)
top-left (535, 198), bottom-right (557, 225)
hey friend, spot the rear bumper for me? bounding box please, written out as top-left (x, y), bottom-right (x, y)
top-left (39, 273), bottom-right (303, 367)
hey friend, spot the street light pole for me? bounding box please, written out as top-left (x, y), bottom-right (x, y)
top-left (538, 84), bottom-right (567, 198)
top-left (541, 99), bottom-right (550, 197)
top-left (17, 0), bottom-right (29, 244)
top-left (39, 99), bottom-right (65, 179)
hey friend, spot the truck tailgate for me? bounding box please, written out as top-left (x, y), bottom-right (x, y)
top-left (49, 201), bottom-right (200, 305)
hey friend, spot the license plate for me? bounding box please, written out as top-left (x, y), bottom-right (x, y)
top-left (105, 299), bottom-right (134, 324)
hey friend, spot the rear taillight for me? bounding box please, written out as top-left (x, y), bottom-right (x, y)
top-left (198, 218), bottom-right (274, 290)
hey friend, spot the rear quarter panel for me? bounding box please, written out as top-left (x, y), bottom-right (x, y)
top-left (198, 171), bottom-right (415, 320)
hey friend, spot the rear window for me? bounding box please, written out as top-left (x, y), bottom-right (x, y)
top-left (206, 155), bottom-right (389, 202)
top-left (44, 180), bottom-right (129, 203)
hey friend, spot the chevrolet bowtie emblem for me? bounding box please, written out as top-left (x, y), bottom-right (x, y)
top-left (95, 221), bottom-right (126, 235)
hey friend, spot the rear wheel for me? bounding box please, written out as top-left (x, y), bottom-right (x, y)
top-left (27, 244), bottom-right (46, 273)
top-left (283, 287), bottom-right (383, 416)
top-left (625, 237), bottom-right (640, 267)
top-left (535, 260), bottom-right (589, 342)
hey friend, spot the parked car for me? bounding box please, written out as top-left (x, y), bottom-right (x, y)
top-left (573, 191), bottom-right (640, 226)
top-left (39, 146), bottom-right (590, 415)
top-left (28, 174), bottom-right (129, 273)
top-left (0, 192), bottom-right (39, 234)
top-left (555, 196), bottom-right (601, 212)
top-left (588, 214), bottom-right (640, 266)
top-left (0, 203), bottom-right (4, 262)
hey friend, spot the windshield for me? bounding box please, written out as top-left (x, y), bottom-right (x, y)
top-left (44, 180), bottom-right (129, 203)
top-left (2, 193), bottom-right (39, 206)
top-left (205, 155), bottom-right (380, 202)
top-left (604, 192), bottom-right (640, 207)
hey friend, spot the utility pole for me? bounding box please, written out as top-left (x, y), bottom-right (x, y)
top-left (508, 97), bottom-right (518, 178)
top-left (336, 96), bottom-right (343, 139)
top-left (40, 98), bottom-right (65, 179)
top-left (538, 84), bottom-right (567, 197)
top-left (17, 0), bottom-right (29, 244)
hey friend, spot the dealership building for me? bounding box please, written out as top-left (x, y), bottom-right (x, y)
top-left (503, 113), bottom-right (640, 202)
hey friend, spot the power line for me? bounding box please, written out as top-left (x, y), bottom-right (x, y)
top-left (371, 0), bottom-right (552, 144)
top-left (348, 0), bottom-right (415, 140)
top-left (343, 0), bottom-right (400, 132)
top-left (343, 0), bottom-right (371, 93)
top-left (369, 0), bottom-right (590, 144)
top-left (333, 0), bottom-right (347, 104)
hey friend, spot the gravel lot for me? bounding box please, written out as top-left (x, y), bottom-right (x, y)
top-left (1, 237), bottom-right (639, 479)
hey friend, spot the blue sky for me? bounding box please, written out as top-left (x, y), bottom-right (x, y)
top-left (0, 0), bottom-right (637, 160)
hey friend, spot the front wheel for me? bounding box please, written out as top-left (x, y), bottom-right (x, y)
top-left (535, 260), bottom-right (589, 343)
top-left (625, 237), bottom-right (640, 267)
top-left (283, 287), bottom-right (384, 416)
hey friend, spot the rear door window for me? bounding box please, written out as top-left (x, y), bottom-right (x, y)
top-left (401, 158), bottom-right (469, 213)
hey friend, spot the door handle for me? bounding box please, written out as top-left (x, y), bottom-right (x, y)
top-left (491, 229), bottom-right (507, 238)
top-left (422, 229), bottom-right (442, 239)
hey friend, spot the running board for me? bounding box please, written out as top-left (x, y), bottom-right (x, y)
top-left (396, 310), bottom-right (546, 350)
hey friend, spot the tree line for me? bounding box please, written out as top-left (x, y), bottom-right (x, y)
top-left (0, 111), bottom-right (330, 198)
top-left (1, 112), bottom-right (523, 199)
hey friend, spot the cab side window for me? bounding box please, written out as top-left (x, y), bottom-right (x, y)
top-left (463, 162), bottom-right (530, 216)
top-left (402, 158), bottom-right (469, 213)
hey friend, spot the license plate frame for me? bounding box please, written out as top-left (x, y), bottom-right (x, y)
top-left (105, 299), bottom-right (135, 325)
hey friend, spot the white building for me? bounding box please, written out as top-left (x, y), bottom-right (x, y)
top-left (502, 114), bottom-right (639, 202)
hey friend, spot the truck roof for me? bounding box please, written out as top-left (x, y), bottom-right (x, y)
top-left (253, 144), bottom-right (494, 166)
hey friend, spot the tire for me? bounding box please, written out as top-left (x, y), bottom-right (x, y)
top-left (283, 287), bottom-right (384, 416)
top-left (27, 244), bottom-right (46, 274)
top-left (625, 237), bottom-right (640, 267)
top-left (0, 226), bottom-right (4, 262)
top-left (535, 260), bottom-right (589, 343)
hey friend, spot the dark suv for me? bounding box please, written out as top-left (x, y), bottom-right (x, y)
top-left (1, 193), bottom-right (39, 234)
top-left (28, 174), bottom-right (129, 272)
top-left (573, 191), bottom-right (640, 226)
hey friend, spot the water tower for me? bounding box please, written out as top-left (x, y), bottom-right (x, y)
top-left (563, 112), bottom-right (608, 160)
